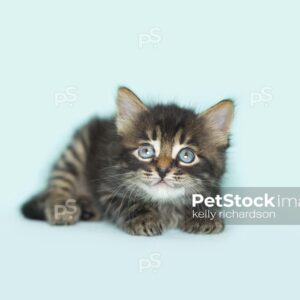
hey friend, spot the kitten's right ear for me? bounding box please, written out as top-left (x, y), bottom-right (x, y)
top-left (198, 99), bottom-right (234, 146)
top-left (116, 87), bottom-right (148, 135)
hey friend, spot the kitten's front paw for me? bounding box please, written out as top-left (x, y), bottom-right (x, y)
top-left (45, 200), bottom-right (81, 225)
top-left (123, 215), bottom-right (163, 236)
top-left (79, 195), bottom-right (103, 221)
top-left (180, 218), bottom-right (224, 234)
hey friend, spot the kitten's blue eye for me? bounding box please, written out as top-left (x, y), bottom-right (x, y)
top-left (178, 148), bottom-right (195, 164)
top-left (138, 144), bottom-right (155, 159)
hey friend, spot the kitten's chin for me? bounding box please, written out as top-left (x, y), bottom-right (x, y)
top-left (138, 181), bottom-right (185, 202)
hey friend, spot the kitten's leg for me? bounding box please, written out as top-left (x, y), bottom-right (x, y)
top-left (109, 200), bottom-right (163, 236)
top-left (44, 127), bottom-right (100, 225)
top-left (179, 205), bottom-right (224, 234)
top-left (78, 194), bottom-right (103, 221)
top-left (122, 207), bottom-right (163, 236)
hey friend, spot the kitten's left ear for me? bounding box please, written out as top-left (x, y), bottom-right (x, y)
top-left (116, 87), bottom-right (148, 135)
top-left (198, 99), bottom-right (234, 146)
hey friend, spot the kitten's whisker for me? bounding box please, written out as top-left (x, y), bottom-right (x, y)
top-left (116, 180), bottom-right (137, 217)
top-left (99, 179), bottom-right (130, 200)
top-left (103, 172), bottom-right (133, 180)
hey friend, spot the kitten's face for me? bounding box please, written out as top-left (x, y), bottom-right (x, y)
top-left (116, 87), bottom-right (234, 202)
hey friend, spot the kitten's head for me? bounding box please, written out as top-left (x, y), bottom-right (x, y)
top-left (115, 87), bottom-right (234, 202)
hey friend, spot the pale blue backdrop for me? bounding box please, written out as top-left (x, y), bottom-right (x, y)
top-left (1, 0), bottom-right (299, 299)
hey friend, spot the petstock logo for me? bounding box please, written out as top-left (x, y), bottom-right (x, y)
top-left (191, 188), bottom-right (300, 225)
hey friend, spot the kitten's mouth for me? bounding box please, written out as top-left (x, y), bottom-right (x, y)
top-left (139, 178), bottom-right (185, 200)
top-left (151, 179), bottom-right (174, 188)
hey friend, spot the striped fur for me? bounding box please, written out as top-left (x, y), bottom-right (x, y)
top-left (22, 87), bottom-right (234, 235)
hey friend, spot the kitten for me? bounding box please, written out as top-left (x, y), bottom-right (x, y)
top-left (21, 87), bottom-right (234, 236)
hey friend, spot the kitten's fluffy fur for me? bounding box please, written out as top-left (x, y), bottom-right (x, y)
top-left (22, 87), bottom-right (234, 236)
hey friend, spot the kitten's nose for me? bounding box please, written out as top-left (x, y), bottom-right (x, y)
top-left (156, 156), bottom-right (172, 179)
top-left (157, 167), bottom-right (169, 179)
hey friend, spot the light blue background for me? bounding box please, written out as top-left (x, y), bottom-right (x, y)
top-left (1, 0), bottom-right (299, 299)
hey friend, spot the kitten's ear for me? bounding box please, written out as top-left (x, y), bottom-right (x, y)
top-left (198, 100), bottom-right (234, 146)
top-left (116, 87), bottom-right (148, 135)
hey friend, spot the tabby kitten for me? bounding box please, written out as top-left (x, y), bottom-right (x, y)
top-left (22, 87), bottom-right (234, 236)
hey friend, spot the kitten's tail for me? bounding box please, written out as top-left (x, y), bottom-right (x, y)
top-left (21, 192), bottom-right (46, 220)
